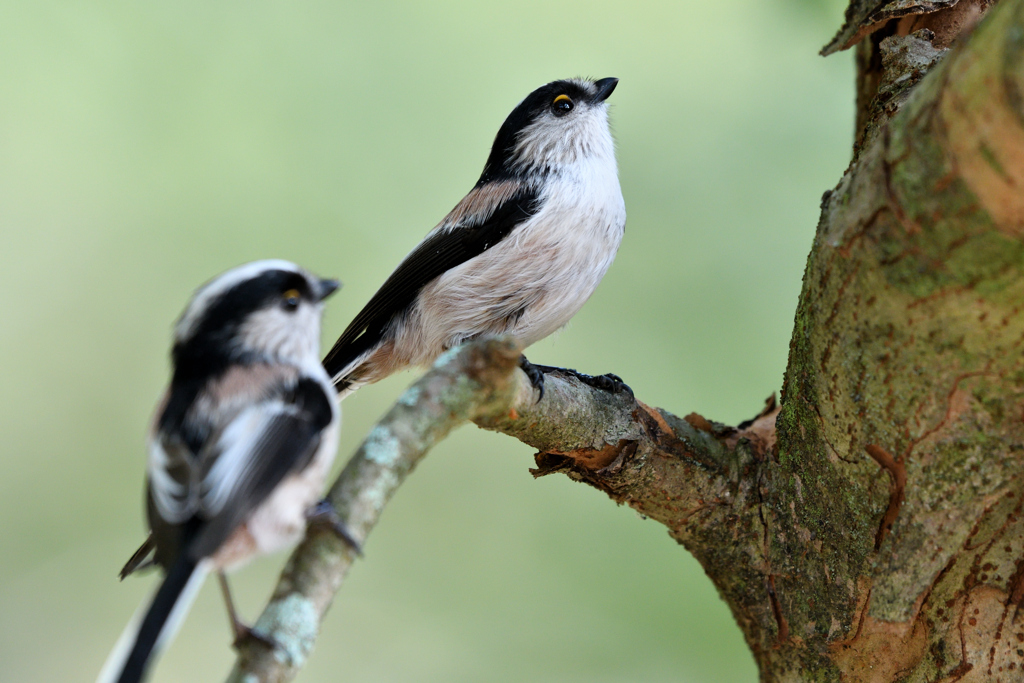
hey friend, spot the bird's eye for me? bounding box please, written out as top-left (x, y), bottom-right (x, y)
top-left (282, 289), bottom-right (301, 311)
top-left (552, 94), bottom-right (574, 116)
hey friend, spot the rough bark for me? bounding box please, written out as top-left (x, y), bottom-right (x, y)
top-left (770, 0), bottom-right (1024, 677)
top-left (824, 0), bottom-right (990, 58)
top-left (227, 0), bottom-right (1024, 680)
top-left (225, 340), bottom-right (525, 683)
top-left (226, 337), bottom-right (780, 682)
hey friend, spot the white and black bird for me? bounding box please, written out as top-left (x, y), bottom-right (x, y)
top-left (323, 77), bottom-right (628, 398)
top-left (99, 260), bottom-right (350, 683)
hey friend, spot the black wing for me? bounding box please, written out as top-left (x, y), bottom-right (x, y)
top-left (162, 377), bottom-right (334, 561)
top-left (322, 184), bottom-right (540, 383)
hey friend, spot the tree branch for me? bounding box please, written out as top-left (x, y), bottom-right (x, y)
top-left (226, 337), bottom-right (775, 682)
top-left (228, 1), bottom-right (1024, 679)
top-left (225, 338), bottom-right (520, 682)
top-left (764, 0), bottom-right (1024, 677)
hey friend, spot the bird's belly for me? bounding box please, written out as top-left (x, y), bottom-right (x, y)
top-left (211, 420), bottom-right (339, 571)
top-left (424, 213), bottom-right (620, 351)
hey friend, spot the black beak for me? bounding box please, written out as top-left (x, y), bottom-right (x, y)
top-left (317, 278), bottom-right (341, 302)
top-left (594, 77), bottom-right (619, 102)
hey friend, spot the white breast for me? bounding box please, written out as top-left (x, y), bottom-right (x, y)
top-left (396, 154), bottom-right (626, 366)
top-left (211, 386), bottom-right (341, 572)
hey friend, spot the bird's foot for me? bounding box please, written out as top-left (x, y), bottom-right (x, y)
top-left (528, 363), bottom-right (634, 398)
top-left (231, 619), bottom-right (281, 651)
top-left (306, 499), bottom-right (363, 555)
top-left (518, 355), bottom-right (546, 401)
top-left (578, 371), bottom-right (634, 397)
top-left (219, 571), bottom-right (281, 651)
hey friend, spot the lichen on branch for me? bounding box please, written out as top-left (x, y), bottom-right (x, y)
top-left (768, 0), bottom-right (1024, 677)
top-left (226, 338), bottom-right (776, 683)
top-left (228, 1), bottom-right (1024, 680)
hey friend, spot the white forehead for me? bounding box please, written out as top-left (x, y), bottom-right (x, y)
top-left (174, 259), bottom-right (305, 341)
top-left (566, 78), bottom-right (598, 95)
top-left (514, 78), bottom-right (598, 105)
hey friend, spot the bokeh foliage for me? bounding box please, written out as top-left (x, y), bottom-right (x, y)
top-left (0, 1), bottom-right (850, 680)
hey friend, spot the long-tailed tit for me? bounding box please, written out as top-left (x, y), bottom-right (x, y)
top-left (98, 260), bottom-right (349, 683)
top-left (323, 77), bottom-right (628, 398)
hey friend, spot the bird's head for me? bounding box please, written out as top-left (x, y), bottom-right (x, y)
top-left (173, 260), bottom-right (340, 371)
top-left (479, 77), bottom-right (619, 181)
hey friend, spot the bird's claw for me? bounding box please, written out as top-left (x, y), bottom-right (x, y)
top-left (306, 499), bottom-right (363, 555)
top-left (578, 372), bottom-right (634, 398)
top-left (523, 361), bottom-right (633, 399)
top-left (232, 621), bottom-right (279, 651)
top-left (518, 355), bottom-right (546, 402)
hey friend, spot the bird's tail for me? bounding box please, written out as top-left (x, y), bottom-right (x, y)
top-left (335, 378), bottom-right (365, 401)
top-left (97, 556), bottom-right (209, 683)
top-left (324, 341), bottom-right (376, 400)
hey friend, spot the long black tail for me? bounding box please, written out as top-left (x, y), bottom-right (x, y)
top-left (97, 555), bottom-right (206, 683)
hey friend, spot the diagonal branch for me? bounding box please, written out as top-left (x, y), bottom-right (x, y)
top-left (226, 337), bottom-right (774, 683)
top-left (224, 338), bottom-right (522, 683)
top-left (224, 2), bottom-right (1024, 677)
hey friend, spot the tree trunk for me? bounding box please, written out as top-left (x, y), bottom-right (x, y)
top-left (229, 1), bottom-right (1024, 681)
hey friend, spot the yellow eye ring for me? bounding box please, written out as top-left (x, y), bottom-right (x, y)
top-left (552, 94), bottom-right (574, 116)
top-left (282, 288), bottom-right (301, 310)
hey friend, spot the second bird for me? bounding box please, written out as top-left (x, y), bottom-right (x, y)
top-left (324, 77), bottom-right (627, 398)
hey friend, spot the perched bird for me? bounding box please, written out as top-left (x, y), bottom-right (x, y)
top-left (323, 77), bottom-right (628, 398)
top-left (98, 260), bottom-right (349, 683)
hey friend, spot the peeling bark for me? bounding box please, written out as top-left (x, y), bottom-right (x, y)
top-left (227, 337), bottom-right (781, 682)
top-left (226, 0), bottom-right (1024, 680)
top-left (770, 0), bottom-right (1024, 676)
top-left (823, 0), bottom-right (990, 57)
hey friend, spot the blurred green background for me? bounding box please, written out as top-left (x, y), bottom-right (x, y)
top-left (0, 1), bottom-right (853, 681)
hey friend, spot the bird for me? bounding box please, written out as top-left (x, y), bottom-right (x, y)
top-left (98, 260), bottom-right (351, 683)
top-left (322, 77), bottom-right (628, 399)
